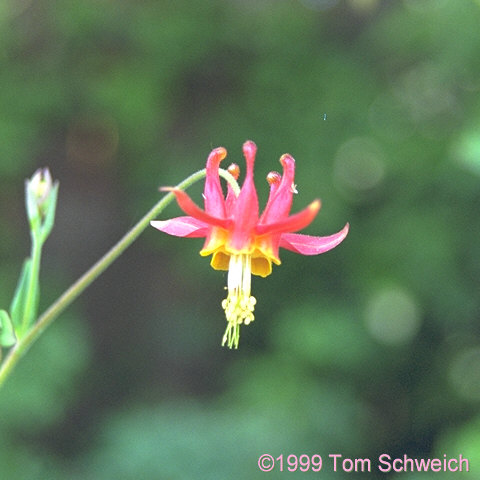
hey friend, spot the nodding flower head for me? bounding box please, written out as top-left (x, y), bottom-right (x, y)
top-left (151, 141), bottom-right (349, 348)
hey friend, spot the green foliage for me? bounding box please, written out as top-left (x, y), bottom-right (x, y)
top-left (1, 0), bottom-right (480, 478)
top-left (9, 258), bottom-right (36, 333)
top-left (0, 310), bottom-right (16, 348)
top-left (0, 314), bottom-right (90, 429)
top-left (0, 313), bottom-right (90, 478)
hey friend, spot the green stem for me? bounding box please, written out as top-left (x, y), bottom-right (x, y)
top-left (0, 167), bottom-right (239, 389)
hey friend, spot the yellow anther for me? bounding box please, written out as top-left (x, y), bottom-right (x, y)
top-left (221, 254), bottom-right (256, 348)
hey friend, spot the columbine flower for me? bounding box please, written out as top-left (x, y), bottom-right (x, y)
top-left (151, 141), bottom-right (349, 348)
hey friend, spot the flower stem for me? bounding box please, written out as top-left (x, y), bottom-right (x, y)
top-left (0, 167), bottom-right (239, 389)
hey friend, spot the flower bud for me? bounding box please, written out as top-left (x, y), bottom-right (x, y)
top-left (25, 168), bottom-right (58, 239)
top-left (28, 169), bottom-right (52, 210)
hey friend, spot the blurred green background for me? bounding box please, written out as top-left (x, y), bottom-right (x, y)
top-left (1, 0), bottom-right (480, 478)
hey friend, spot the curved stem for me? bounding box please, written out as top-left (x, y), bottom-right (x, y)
top-left (0, 167), bottom-right (239, 388)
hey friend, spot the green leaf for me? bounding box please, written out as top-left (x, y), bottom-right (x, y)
top-left (9, 258), bottom-right (33, 329)
top-left (25, 179), bottom-right (41, 234)
top-left (0, 310), bottom-right (16, 347)
top-left (39, 181), bottom-right (58, 243)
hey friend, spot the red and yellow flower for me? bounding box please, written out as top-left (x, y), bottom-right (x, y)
top-left (151, 141), bottom-right (349, 348)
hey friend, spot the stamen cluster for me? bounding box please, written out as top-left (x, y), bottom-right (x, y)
top-left (221, 254), bottom-right (257, 348)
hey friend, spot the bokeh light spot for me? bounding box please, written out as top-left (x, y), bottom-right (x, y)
top-left (449, 347), bottom-right (480, 401)
top-left (393, 62), bottom-right (457, 128)
top-left (334, 137), bottom-right (385, 197)
top-left (451, 131), bottom-right (480, 176)
top-left (365, 286), bottom-right (421, 345)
